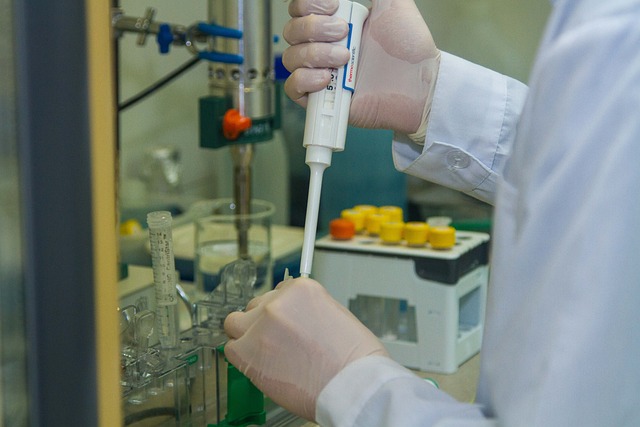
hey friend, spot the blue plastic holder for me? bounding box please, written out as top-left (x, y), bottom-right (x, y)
top-left (196, 22), bottom-right (244, 64)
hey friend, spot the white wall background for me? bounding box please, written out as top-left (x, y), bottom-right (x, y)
top-left (118, 1), bottom-right (212, 208)
top-left (417, 0), bottom-right (550, 82)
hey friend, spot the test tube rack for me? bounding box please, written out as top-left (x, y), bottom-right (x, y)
top-left (312, 231), bottom-right (490, 374)
top-left (120, 322), bottom-right (266, 427)
top-left (119, 268), bottom-right (266, 427)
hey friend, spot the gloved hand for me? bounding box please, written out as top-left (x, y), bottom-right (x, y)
top-left (283, 0), bottom-right (441, 137)
top-left (224, 277), bottom-right (389, 421)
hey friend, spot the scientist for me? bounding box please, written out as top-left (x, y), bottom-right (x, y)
top-left (224, 0), bottom-right (640, 425)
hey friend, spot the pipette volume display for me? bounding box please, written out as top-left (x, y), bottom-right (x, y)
top-left (147, 211), bottom-right (179, 349)
top-left (299, 0), bottom-right (369, 277)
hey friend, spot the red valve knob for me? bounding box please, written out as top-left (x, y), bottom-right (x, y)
top-left (222, 109), bottom-right (252, 140)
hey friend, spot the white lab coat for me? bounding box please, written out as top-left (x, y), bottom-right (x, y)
top-left (316, 0), bottom-right (640, 425)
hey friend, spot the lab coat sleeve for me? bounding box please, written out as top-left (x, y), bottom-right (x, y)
top-left (316, 356), bottom-right (493, 427)
top-left (392, 52), bottom-right (528, 205)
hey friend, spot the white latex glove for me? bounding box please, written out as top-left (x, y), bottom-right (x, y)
top-left (283, 0), bottom-right (441, 137)
top-left (224, 277), bottom-right (389, 421)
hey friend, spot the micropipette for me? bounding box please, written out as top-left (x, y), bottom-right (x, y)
top-left (299, 0), bottom-right (369, 278)
top-left (147, 211), bottom-right (180, 350)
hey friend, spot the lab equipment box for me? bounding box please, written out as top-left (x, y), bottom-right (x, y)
top-left (313, 231), bottom-right (489, 374)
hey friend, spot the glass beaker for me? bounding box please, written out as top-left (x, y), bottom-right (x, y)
top-left (194, 199), bottom-right (274, 294)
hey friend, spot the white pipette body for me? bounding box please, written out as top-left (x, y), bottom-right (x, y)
top-left (299, 0), bottom-right (369, 278)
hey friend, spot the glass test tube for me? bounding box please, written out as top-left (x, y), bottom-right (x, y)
top-left (147, 211), bottom-right (180, 350)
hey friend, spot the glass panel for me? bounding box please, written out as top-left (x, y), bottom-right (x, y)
top-left (349, 295), bottom-right (417, 343)
top-left (459, 286), bottom-right (482, 338)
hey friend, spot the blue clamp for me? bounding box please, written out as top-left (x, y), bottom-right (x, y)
top-left (198, 51), bottom-right (243, 64)
top-left (196, 22), bottom-right (244, 64)
top-left (197, 22), bottom-right (242, 40)
top-left (157, 23), bottom-right (174, 54)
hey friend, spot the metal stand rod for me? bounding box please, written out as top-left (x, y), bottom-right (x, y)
top-left (231, 144), bottom-right (253, 259)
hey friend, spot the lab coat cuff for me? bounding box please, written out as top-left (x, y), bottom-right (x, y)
top-left (316, 355), bottom-right (424, 427)
top-left (393, 137), bottom-right (498, 205)
top-left (393, 52), bottom-right (527, 205)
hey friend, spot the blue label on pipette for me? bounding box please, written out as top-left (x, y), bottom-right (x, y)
top-left (342, 23), bottom-right (356, 92)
